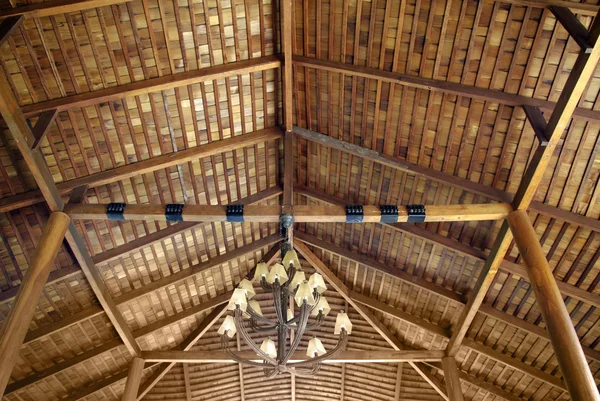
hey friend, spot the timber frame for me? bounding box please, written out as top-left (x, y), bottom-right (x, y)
top-left (0, 1), bottom-right (599, 401)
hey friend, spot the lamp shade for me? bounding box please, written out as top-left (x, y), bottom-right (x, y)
top-left (282, 249), bottom-right (301, 268)
top-left (266, 263), bottom-right (289, 284)
top-left (308, 273), bottom-right (327, 294)
top-left (289, 270), bottom-right (306, 290)
top-left (254, 262), bottom-right (269, 282)
top-left (260, 338), bottom-right (277, 359)
top-left (227, 288), bottom-right (248, 312)
top-left (218, 315), bottom-right (237, 338)
top-left (311, 296), bottom-right (331, 316)
top-left (294, 281), bottom-right (316, 307)
top-left (307, 337), bottom-right (326, 357)
top-left (334, 311), bottom-right (352, 334)
top-left (244, 299), bottom-right (263, 319)
top-left (238, 278), bottom-right (256, 299)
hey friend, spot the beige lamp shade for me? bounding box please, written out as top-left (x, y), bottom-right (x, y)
top-left (282, 249), bottom-right (301, 268)
top-left (227, 288), bottom-right (248, 312)
top-left (260, 338), bottom-right (277, 359)
top-left (289, 270), bottom-right (306, 290)
top-left (334, 311), bottom-right (352, 335)
top-left (244, 299), bottom-right (263, 319)
top-left (238, 278), bottom-right (256, 299)
top-left (294, 281), bottom-right (316, 307)
top-left (218, 315), bottom-right (237, 338)
top-left (307, 337), bottom-right (326, 357)
top-left (267, 263), bottom-right (289, 284)
top-left (308, 273), bottom-right (327, 294)
top-left (311, 296), bottom-right (331, 316)
top-left (254, 262), bottom-right (269, 282)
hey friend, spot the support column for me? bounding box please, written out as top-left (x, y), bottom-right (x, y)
top-left (0, 211), bottom-right (70, 396)
top-left (441, 357), bottom-right (464, 401)
top-left (122, 357), bottom-right (145, 401)
top-left (506, 210), bottom-right (599, 401)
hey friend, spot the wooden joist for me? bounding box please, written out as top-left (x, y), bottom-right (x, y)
top-left (21, 56), bottom-right (281, 116)
top-left (141, 350), bottom-right (446, 364)
top-left (292, 56), bottom-right (600, 123)
top-left (522, 105), bottom-right (549, 146)
top-left (499, 0), bottom-right (599, 16)
top-left (63, 203), bottom-right (512, 223)
top-left (441, 357), bottom-right (465, 401)
top-left (549, 6), bottom-right (594, 52)
top-left (293, 127), bottom-right (600, 233)
top-left (0, 127), bottom-right (283, 213)
top-left (121, 358), bottom-right (144, 401)
top-left (29, 109), bottom-right (58, 150)
top-left (0, 0), bottom-right (131, 19)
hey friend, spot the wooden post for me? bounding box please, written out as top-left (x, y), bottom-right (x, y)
top-left (441, 357), bottom-right (464, 401)
top-left (122, 357), bottom-right (145, 401)
top-left (506, 210), bottom-right (599, 401)
top-left (0, 211), bottom-right (70, 397)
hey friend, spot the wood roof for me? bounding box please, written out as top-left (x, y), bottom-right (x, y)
top-left (0, 0), bottom-right (599, 400)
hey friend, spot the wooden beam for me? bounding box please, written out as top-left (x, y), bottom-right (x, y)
top-left (522, 105), bottom-right (549, 146)
top-left (549, 6), bottom-right (594, 52)
top-left (293, 127), bottom-right (600, 233)
top-left (64, 203), bottom-right (512, 223)
top-left (292, 56), bottom-right (600, 123)
top-left (121, 358), bottom-right (144, 401)
top-left (293, 239), bottom-right (449, 401)
top-left (183, 364), bottom-right (192, 401)
top-left (0, 16), bottom-right (23, 48)
top-left (281, 0), bottom-right (293, 132)
top-left (0, 127), bottom-right (283, 213)
top-left (22, 56), bottom-right (281, 116)
top-left (29, 109), bottom-right (58, 150)
top-left (507, 210), bottom-right (599, 401)
top-left (497, 0), bottom-right (599, 16)
top-left (0, 212), bottom-right (70, 397)
top-left (141, 350), bottom-right (446, 364)
top-left (441, 357), bottom-right (464, 401)
top-left (0, 0), bottom-right (131, 19)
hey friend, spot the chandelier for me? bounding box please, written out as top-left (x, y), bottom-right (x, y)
top-left (218, 245), bottom-right (352, 377)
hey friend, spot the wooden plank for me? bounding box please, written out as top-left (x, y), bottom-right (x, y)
top-left (293, 127), bottom-right (600, 233)
top-left (441, 357), bottom-right (464, 401)
top-left (293, 56), bottom-right (600, 123)
top-left (0, 128), bottom-right (283, 213)
top-left (507, 210), bottom-right (599, 401)
top-left (22, 56), bottom-right (281, 116)
top-left (0, 212), bottom-right (70, 397)
top-left (0, 16), bottom-right (23, 48)
top-left (63, 203), bottom-right (512, 223)
top-left (121, 358), bottom-right (144, 401)
top-left (30, 109), bottom-right (58, 150)
top-left (549, 6), bottom-right (594, 52)
top-left (523, 105), bottom-right (549, 146)
top-left (141, 350), bottom-right (446, 363)
top-left (0, 0), bottom-right (131, 19)
top-left (294, 239), bottom-right (450, 401)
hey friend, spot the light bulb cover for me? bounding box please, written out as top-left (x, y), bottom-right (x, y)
top-left (334, 311), bottom-right (352, 334)
top-left (218, 315), bottom-right (237, 338)
top-left (282, 249), bottom-right (301, 269)
top-left (308, 273), bottom-right (327, 294)
top-left (260, 338), bottom-right (277, 359)
top-left (294, 281), bottom-right (316, 307)
top-left (307, 337), bottom-right (327, 357)
top-left (254, 262), bottom-right (269, 282)
top-left (289, 270), bottom-right (306, 290)
top-left (311, 296), bottom-right (331, 316)
top-left (238, 278), bottom-right (256, 299)
top-left (266, 263), bottom-right (289, 284)
top-left (227, 288), bottom-right (248, 312)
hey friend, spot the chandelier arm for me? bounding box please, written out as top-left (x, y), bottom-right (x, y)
top-left (287, 329), bottom-right (349, 368)
top-left (260, 277), bottom-right (274, 292)
top-left (272, 281), bottom-right (286, 325)
top-left (304, 312), bottom-right (325, 331)
top-left (234, 308), bottom-right (279, 365)
top-left (290, 363), bottom-right (321, 377)
top-left (221, 335), bottom-right (273, 368)
top-left (282, 301), bottom-right (310, 364)
top-left (250, 319), bottom-right (278, 332)
top-left (287, 292), bottom-right (319, 325)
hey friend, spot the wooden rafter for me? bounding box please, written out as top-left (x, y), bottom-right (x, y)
top-left (122, 357), bottom-right (145, 401)
top-left (0, 0), bottom-right (131, 19)
top-left (442, 357), bottom-right (465, 401)
top-left (0, 127), bottom-right (282, 213)
top-left (294, 240), bottom-right (450, 401)
top-left (446, 9), bottom-right (600, 361)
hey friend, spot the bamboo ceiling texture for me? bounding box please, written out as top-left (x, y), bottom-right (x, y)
top-left (0, 0), bottom-right (599, 400)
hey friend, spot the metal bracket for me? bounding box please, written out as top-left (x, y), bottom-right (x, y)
top-left (165, 204), bottom-right (184, 223)
top-left (380, 205), bottom-right (399, 223)
top-left (345, 205), bottom-right (364, 223)
top-left (407, 204), bottom-right (426, 223)
top-left (226, 204), bottom-right (245, 223)
top-left (106, 203), bottom-right (126, 221)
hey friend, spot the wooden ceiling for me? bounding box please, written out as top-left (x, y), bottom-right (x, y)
top-left (0, 0), bottom-right (599, 400)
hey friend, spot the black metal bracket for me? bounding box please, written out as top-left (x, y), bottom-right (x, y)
top-left (165, 204), bottom-right (184, 223)
top-left (106, 203), bottom-right (126, 221)
top-left (345, 205), bottom-right (364, 223)
top-left (226, 204), bottom-right (245, 223)
top-left (407, 204), bottom-right (426, 223)
top-left (380, 205), bottom-right (399, 223)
